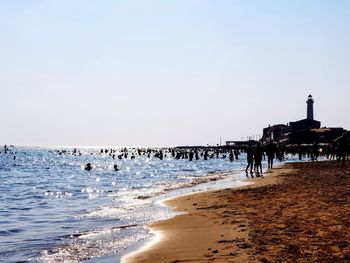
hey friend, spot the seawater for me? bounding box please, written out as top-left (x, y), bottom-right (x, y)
top-left (0, 146), bottom-right (295, 262)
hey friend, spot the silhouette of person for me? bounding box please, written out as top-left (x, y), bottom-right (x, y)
top-left (85, 163), bottom-right (92, 171)
top-left (195, 150), bottom-right (199, 160)
top-left (245, 141), bottom-right (254, 175)
top-left (234, 148), bottom-right (239, 160)
top-left (298, 146), bottom-right (303, 160)
top-left (311, 142), bottom-right (319, 161)
top-left (229, 150), bottom-right (234, 162)
top-left (254, 142), bottom-right (264, 175)
top-left (266, 140), bottom-right (276, 169)
top-left (204, 150), bottom-right (208, 160)
top-left (189, 151), bottom-right (194, 161)
top-left (337, 132), bottom-right (348, 167)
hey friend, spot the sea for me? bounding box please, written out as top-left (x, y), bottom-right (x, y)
top-left (0, 146), bottom-right (297, 263)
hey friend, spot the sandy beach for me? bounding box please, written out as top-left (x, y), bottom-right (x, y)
top-left (123, 161), bottom-right (350, 262)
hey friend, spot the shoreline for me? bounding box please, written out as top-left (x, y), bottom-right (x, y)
top-left (122, 161), bottom-right (350, 262)
top-left (87, 167), bottom-right (254, 263)
top-left (121, 165), bottom-right (284, 263)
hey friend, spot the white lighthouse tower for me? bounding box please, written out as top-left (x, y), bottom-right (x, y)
top-left (306, 95), bottom-right (314, 120)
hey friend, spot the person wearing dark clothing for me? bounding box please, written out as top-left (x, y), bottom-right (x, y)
top-left (266, 140), bottom-right (276, 169)
top-left (311, 142), bottom-right (319, 161)
top-left (189, 151), bottom-right (194, 161)
top-left (85, 163), bottom-right (92, 171)
top-left (229, 150), bottom-right (234, 162)
top-left (245, 142), bottom-right (254, 175)
top-left (234, 149), bottom-right (239, 159)
top-left (337, 133), bottom-right (348, 167)
top-left (298, 146), bottom-right (303, 160)
top-left (254, 142), bottom-right (264, 175)
top-left (204, 150), bottom-right (208, 160)
top-left (195, 150), bottom-right (199, 160)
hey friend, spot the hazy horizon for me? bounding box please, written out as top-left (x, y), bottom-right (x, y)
top-left (1, 1), bottom-right (349, 147)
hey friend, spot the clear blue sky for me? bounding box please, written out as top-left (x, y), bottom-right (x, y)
top-left (1, 0), bottom-right (349, 147)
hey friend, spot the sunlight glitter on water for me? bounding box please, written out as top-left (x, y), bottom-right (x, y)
top-left (0, 146), bottom-right (296, 262)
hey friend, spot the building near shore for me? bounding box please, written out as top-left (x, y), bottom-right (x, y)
top-left (226, 95), bottom-right (348, 146)
top-left (261, 124), bottom-right (290, 143)
top-left (260, 95), bottom-right (347, 145)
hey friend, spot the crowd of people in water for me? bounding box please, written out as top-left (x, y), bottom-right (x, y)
top-left (1, 132), bottom-right (348, 175)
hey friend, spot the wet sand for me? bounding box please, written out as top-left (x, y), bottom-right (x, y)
top-left (123, 161), bottom-right (350, 262)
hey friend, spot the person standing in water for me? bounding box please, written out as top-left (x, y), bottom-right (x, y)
top-left (337, 132), bottom-right (348, 167)
top-left (85, 163), bottom-right (92, 171)
top-left (229, 150), bottom-right (234, 162)
top-left (266, 140), bottom-right (276, 169)
top-left (254, 142), bottom-right (264, 175)
top-left (245, 141), bottom-right (254, 175)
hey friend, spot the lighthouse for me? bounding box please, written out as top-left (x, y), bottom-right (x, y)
top-left (306, 95), bottom-right (314, 120)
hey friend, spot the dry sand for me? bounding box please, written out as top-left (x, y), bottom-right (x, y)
top-left (123, 161), bottom-right (350, 262)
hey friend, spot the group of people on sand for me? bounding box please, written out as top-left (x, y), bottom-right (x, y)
top-left (334, 132), bottom-right (348, 166)
top-left (244, 132), bottom-right (349, 177)
top-left (296, 133), bottom-right (349, 166)
top-left (245, 140), bottom-right (277, 176)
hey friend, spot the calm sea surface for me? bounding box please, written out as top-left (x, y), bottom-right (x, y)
top-left (0, 146), bottom-right (295, 262)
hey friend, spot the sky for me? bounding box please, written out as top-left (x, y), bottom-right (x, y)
top-left (0, 0), bottom-right (349, 147)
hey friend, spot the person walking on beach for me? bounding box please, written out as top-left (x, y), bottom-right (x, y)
top-left (311, 142), bottom-right (319, 161)
top-left (337, 132), bottom-right (348, 167)
top-left (254, 142), bottom-right (264, 175)
top-left (245, 141), bottom-right (254, 175)
top-left (266, 140), bottom-right (276, 169)
top-left (298, 145), bottom-right (303, 160)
